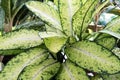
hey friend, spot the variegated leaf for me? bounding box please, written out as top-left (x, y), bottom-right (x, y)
top-left (18, 59), bottom-right (60, 80)
top-left (0, 29), bottom-right (43, 50)
top-left (58, 0), bottom-right (81, 36)
top-left (65, 41), bottom-right (120, 74)
top-left (39, 31), bottom-right (66, 38)
top-left (25, 1), bottom-right (62, 31)
top-left (102, 73), bottom-right (120, 80)
top-left (56, 60), bottom-right (89, 80)
top-left (72, 0), bottom-right (99, 37)
top-left (94, 33), bottom-right (116, 50)
top-left (99, 16), bottom-right (120, 39)
top-left (0, 47), bottom-right (49, 80)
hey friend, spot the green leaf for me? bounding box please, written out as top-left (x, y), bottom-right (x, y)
top-left (0, 29), bottom-right (43, 50)
top-left (0, 49), bottom-right (25, 55)
top-left (18, 59), bottom-right (60, 80)
top-left (56, 60), bottom-right (89, 80)
top-left (15, 20), bottom-right (45, 30)
top-left (81, 0), bottom-right (87, 4)
top-left (94, 33), bottom-right (116, 50)
top-left (72, 0), bottom-right (99, 37)
top-left (1, 0), bottom-right (12, 20)
top-left (58, 0), bottom-right (81, 36)
top-left (99, 16), bottom-right (120, 39)
top-left (44, 37), bottom-right (67, 54)
top-left (12, 0), bottom-right (31, 10)
top-left (91, 74), bottom-right (103, 80)
top-left (47, 1), bottom-right (58, 10)
top-left (112, 47), bottom-right (120, 59)
top-left (0, 47), bottom-right (49, 80)
top-left (105, 16), bottom-right (120, 32)
top-left (99, 29), bottom-right (120, 39)
top-left (65, 41), bottom-right (120, 74)
top-left (92, 0), bottom-right (109, 18)
top-left (12, 0), bottom-right (32, 18)
top-left (39, 31), bottom-right (66, 38)
top-left (0, 62), bottom-right (4, 72)
top-left (54, 0), bottom-right (58, 7)
top-left (108, 8), bottom-right (120, 16)
top-left (102, 73), bottom-right (120, 80)
top-left (25, 1), bottom-right (62, 31)
top-left (0, 7), bottom-right (5, 32)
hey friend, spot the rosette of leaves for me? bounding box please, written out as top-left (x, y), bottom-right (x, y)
top-left (0, 0), bottom-right (120, 80)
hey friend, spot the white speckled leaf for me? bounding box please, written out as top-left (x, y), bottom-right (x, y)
top-left (72, 0), bottom-right (99, 37)
top-left (58, 0), bottom-right (81, 36)
top-left (25, 1), bottom-right (62, 30)
top-left (56, 60), bottom-right (89, 80)
top-left (65, 41), bottom-right (120, 74)
top-left (0, 47), bottom-right (49, 80)
top-left (102, 73), bottom-right (120, 80)
top-left (39, 31), bottom-right (66, 38)
top-left (18, 59), bottom-right (60, 80)
top-left (0, 29), bottom-right (43, 51)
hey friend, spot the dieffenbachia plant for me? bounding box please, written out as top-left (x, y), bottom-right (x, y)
top-left (0, 0), bottom-right (120, 80)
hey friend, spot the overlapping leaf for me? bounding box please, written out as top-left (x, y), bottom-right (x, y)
top-left (58, 0), bottom-right (81, 36)
top-left (94, 33), bottom-right (116, 50)
top-left (100, 16), bottom-right (120, 39)
top-left (72, 0), bottom-right (99, 37)
top-left (56, 60), bottom-right (89, 80)
top-left (0, 47), bottom-right (49, 80)
top-left (25, 1), bottom-right (62, 31)
top-left (39, 31), bottom-right (67, 54)
top-left (15, 20), bottom-right (45, 30)
top-left (44, 37), bottom-right (67, 54)
top-left (18, 59), bottom-right (60, 80)
top-left (102, 73), bottom-right (120, 80)
top-left (65, 41), bottom-right (120, 74)
top-left (0, 29), bottom-right (43, 52)
top-left (39, 31), bottom-right (65, 38)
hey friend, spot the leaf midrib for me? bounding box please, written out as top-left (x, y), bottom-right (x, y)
top-left (68, 0), bottom-right (73, 35)
top-left (64, 63), bottom-right (75, 80)
top-left (32, 61), bottom-right (57, 80)
top-left (12, 51), bottom-right (48, 79)
top-left (71, 46), bottom-right (112, 65)
top-left (26, 4), bottom-right (61, 30)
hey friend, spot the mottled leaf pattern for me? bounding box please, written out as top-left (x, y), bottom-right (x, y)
top-left (25, 1), bottom-right (62, 30)
top-left (56, 60), bottom-right (89, 80)
top-left (102, 73), bottom-right (120, 80)
top-left (0, 29), bottom-right (43, 50)
top-left (99, 16), bottom-right (120, 39)
top-left (18, 59), bottom-right (60, 80)
top-left (95, 33), bottom-right (116, 50)
top-left (0, 47), bottom-right (49, 80)
top-left (65, 41), bottom-right (120, 74)
top-left (72, 0), bottom-right (99, 37)
top-left (58, 0), bottom-right (81, 36)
